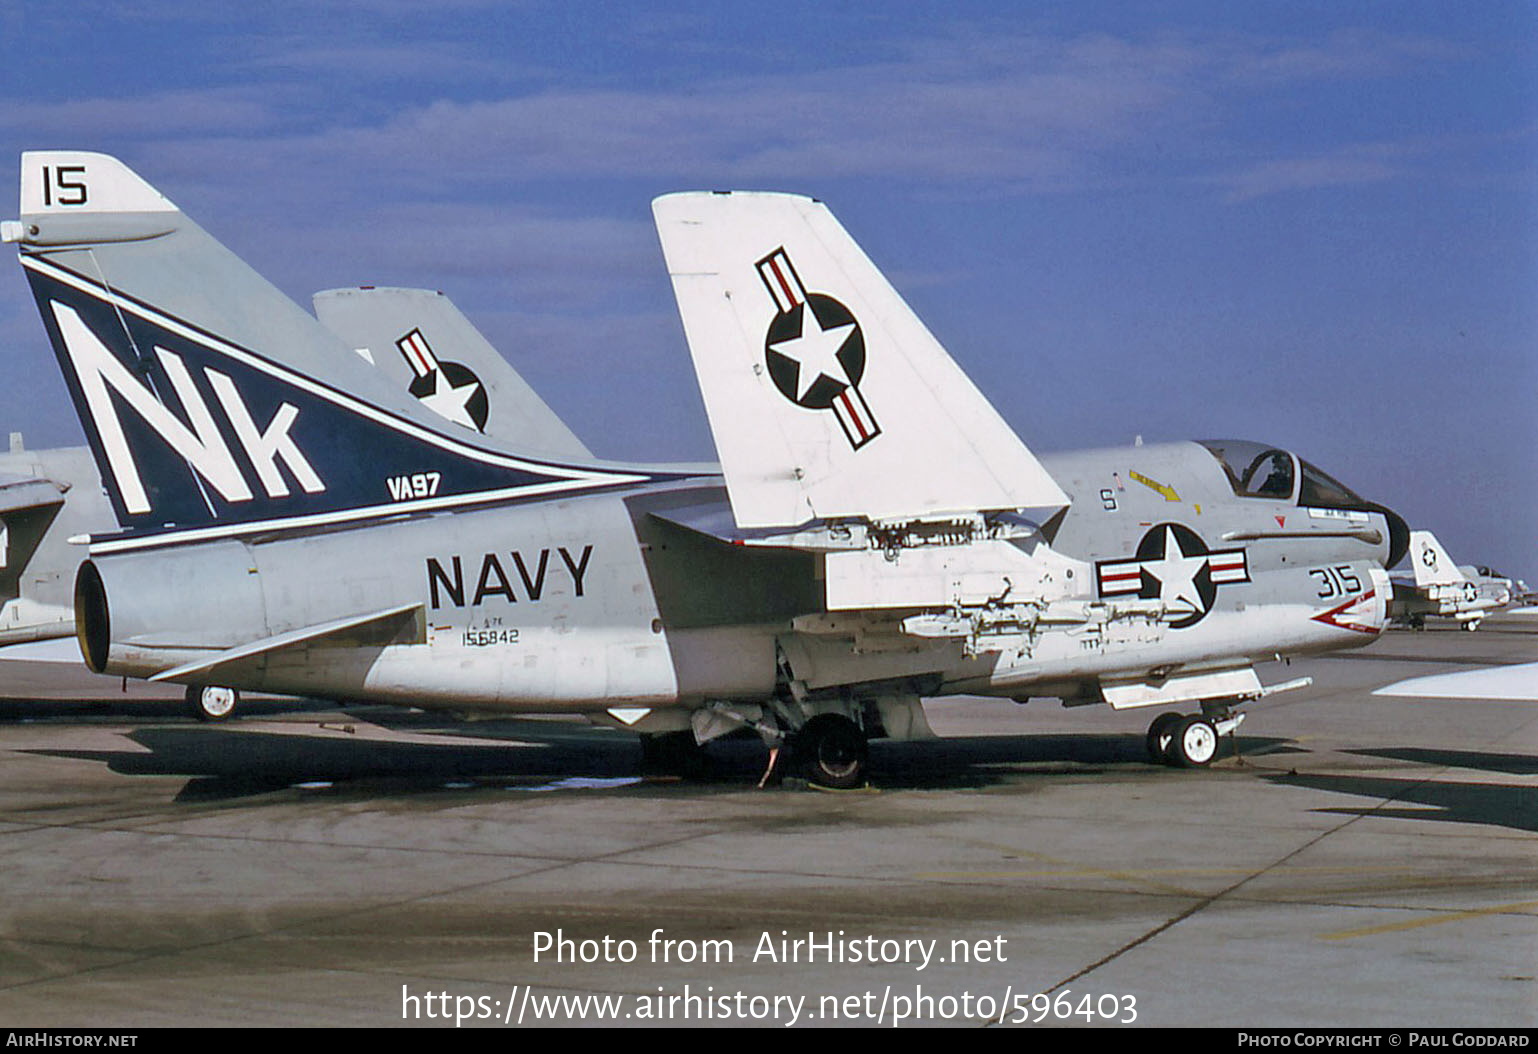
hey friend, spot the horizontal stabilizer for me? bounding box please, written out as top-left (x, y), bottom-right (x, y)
top-left (0, 475), bottom-right (66, 595)
top-left (653, 192), bottom-right (1068, 529)
top-left (0, 476), bottom-right (65, 518)
top-left (148, 602), bottom-right (423, 683)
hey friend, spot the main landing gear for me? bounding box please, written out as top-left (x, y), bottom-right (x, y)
top-left (640, 713), bottom-right (871, 789)
top-left (786, 713), bottom-right (869, 790)
top-left (1145, 707), bottom-right (1245, 768)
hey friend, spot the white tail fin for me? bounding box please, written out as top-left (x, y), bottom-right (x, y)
top-left (653, 192), bottom-right (1067, 529)
top-left (1410, 530), bottom-right (1467, 587)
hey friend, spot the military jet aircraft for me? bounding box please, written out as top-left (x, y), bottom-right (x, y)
top-left (1389, 529), bottom-right (1513, 631)
top-left (0, 286), bottom-right (584, 720)
top-left (5, 153), bottom-right (1406, 785)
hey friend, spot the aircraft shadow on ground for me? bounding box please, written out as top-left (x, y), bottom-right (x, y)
top-left (0, 697), bottom-right (332, 721)
top-left (1346, 746), bottom-right (1538, 776)
top-left (23, 716), bottom-right (1296, 802)
top-left (1263, 765), bottom-right (1537, 834)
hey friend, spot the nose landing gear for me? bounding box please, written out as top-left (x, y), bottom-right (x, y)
top-left (1146, 707), bottom-right (1245, 768)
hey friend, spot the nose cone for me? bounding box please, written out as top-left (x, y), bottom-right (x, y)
top-left (1366, 502), bottom-right (1410, 568)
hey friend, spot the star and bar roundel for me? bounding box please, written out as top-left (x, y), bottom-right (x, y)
top-left (1095, 523), bottom-right (1250, 629)
top-left (396, 327), bottom-right (490, 434)
top-left (756, 247), bottom-right (881, 450)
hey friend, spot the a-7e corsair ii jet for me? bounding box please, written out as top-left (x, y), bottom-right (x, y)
top-left (6, 153), bottom-right (1407, 786)
top-left (1389, 530), bottom-right (1513, 631)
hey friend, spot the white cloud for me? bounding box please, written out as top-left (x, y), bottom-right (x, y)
top-left (1212, 155), bottom-right (1400, 202)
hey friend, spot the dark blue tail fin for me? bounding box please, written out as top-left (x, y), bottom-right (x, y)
top-left (9, 152), bottom-right (668, 544)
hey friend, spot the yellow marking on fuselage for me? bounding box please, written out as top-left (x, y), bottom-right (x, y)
top-left (1129, 470), bottom-right (1180, 502)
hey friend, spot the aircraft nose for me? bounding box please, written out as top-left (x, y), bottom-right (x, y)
top-left (1367, 502), bottom-right (1410, 568)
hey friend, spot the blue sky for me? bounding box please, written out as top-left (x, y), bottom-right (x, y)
top-left (0, 1), bottom-right (1533, 580)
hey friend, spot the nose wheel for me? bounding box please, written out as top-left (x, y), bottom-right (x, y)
top-left (1170, 715), bottom-right (1219, 767)
top-left (1146, 709), bottom-right (1241, 768)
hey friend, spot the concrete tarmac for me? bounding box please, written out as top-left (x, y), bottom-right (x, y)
top-left (0, 617), bottom-right (1533, 1028)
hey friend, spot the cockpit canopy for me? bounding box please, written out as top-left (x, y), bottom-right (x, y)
top-left (1196, 439), bottom-right (1408, 569)
top-left (1197, 439), bottom-right (1368, 509)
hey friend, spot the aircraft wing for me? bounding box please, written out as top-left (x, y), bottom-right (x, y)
top-left (1375, 663), bottom-right (1538, 702)
top-left (653, 192), bottom-right (1068, 529)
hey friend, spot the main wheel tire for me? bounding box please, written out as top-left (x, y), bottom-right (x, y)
top-left (1170, 715), bottom-right (1220, 768)
top-left (798, 714), bottom-right (868, 789)
top-left (186, 685), bottom-right (239, 722)
top-left (1145, 711), bottom-right (1184, 765)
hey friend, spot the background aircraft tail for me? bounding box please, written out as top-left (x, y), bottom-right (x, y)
top-left (313, 286), bottom-right (592, 460)
top-left (1409, 530), bottom-right (1467, 587)
top-left (7, 152), bottom-right (660, 541)
top-left (652, 191), bottom-right (1067, 529)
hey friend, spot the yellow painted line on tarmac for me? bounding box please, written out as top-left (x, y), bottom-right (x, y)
top-left (1320, 900), bottom-right (1538, 941)
top-left (918, 865), bottom-right (1420, 881)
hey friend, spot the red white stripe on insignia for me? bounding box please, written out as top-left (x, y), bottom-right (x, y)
top-left (832, 385), bottom-right (881, 449)
top-left (396, 328), bottom-right (439, 379)
top-left (1208, 550), bottom-right (1249, 584)
top-left (1097, 560), bottom-right (1144, 596)
top-left (756, 247), bottom-right (807, 315)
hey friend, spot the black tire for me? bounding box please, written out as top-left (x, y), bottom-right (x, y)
top-left (186, 684), bottom-right (239, 722)
top-left (1145, 711), bottom-right (1183, 765)
top-left (797, 714), bottom-right (868, 789)
top-left (1170, 715), bottom-right (1220, 768)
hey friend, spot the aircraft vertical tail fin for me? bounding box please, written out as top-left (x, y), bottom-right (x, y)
top-left (1409, 530), bottom-right (1467, 587)
top-left (7, 152), bottom-right (662, 541)
top-left (652, 192), bottom-right (1067, 529)
top-left (312, 286), bottom-right (593, 460)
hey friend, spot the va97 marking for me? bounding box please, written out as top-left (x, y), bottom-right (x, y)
top-left (388, 472), bottom-right (440, 501)
top-left (1310, 564), bottom-right (1362, 599)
